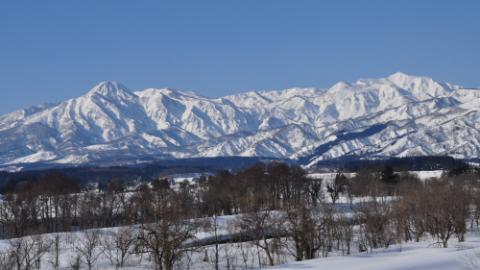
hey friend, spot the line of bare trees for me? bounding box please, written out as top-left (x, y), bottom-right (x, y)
top-left (0, 163), bottom-right (478, 268)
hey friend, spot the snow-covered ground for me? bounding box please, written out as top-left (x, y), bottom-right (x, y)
top-left (307, 170), bottom-right (444, 182)
top-left (410, 170), bottom-right (444, 180)
top-left (0, 170), bottom-right (468, 269)
top-left (2, 223), bottom-right (480, 269)
top-left (271, 233), bottom-right (480, 270)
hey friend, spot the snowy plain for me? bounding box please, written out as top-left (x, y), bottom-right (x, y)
top-left (270, 233), bottom-right (480, 270)
top-left (1, 215), bottom-right (480, 269)
top-left (0, 171), bottom-right (468, 270)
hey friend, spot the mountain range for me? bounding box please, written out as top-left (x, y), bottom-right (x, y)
top-left (1, 72), bottom-right (479, 169)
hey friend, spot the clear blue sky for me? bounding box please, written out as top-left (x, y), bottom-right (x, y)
top-left (1, 1), bottom-right (479, 114)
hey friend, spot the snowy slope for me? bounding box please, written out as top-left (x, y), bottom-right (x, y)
top-left (1, 72), bottom-right (480, 167)
top-left (2, 215), bottom-right (480, 269)
top-left (270, 244), bottom-right (478, 270)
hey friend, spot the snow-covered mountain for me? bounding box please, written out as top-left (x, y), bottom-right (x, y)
top-left (1, 72), bottom-right (479, 168)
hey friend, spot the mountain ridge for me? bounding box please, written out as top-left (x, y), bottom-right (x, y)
top-left (1, 72), bottom-right (479, 169)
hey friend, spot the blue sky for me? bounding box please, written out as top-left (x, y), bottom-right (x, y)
top-left (1, 0), bottom-right (479, 114)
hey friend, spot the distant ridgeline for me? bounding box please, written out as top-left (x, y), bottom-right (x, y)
top-left (2, 74), bottom-right (480, 168)
top-left (0, 155), bottom-right (473, 194)
top-left (0, 156), bottom-right (285, 193)
top-left (312, 155), bottom-right (471, 172)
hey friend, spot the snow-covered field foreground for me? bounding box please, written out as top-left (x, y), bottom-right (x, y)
top-left (0, 169), bottom-right (473, 269)
top-left (272, 233), bottom-right (480, 270)
top-left (2, 226), bottom-right (480, 269)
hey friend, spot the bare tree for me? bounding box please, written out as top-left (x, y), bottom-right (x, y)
top-left (101, 227), bottom-right (137, 269)
top-left (207, 214), bottom-right (221, 270)
top-left (47, 233), bottom-right (61, 269)
top-left (75, 230), bottom-right (102, 270)
top-left (9, 235), bottom-right (51, 270)
top-left (327, 173), bottom-right (348, 204)
top-left (356, 198), bottom-right (396, 250)
top-left (236, 209), bottom-right (282, 266)
top-left (283, 204), bottom-right (324, 261)
top-left (0, 250), bottom-right (14, 270)
top-left (337, 217), bottom-right (353, 255)
top-left (136, 192), bottom-right (197, 270)
top-left (137, 221), bottom-right (197, 270)
top-left (69, 255), bottom-right (81, 270)
top-left (423, 179), bottom-right (469, 248)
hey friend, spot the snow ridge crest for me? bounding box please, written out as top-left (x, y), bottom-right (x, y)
top-left (0, 72), bottom-right (478, 167)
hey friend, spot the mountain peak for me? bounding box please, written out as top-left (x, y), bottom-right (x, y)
top-left (329, 81), bottom-right (352, 91)
top-left (136, 87), bottom-right (202, 99)
top-left (389, 71), bottom-right (411, 78)
top-left (387, 72), bottom-right (421, 83)
top-left (87, 81), bottom-right (133, 97)
top-left (0, 73), bottom-right (476, 168)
